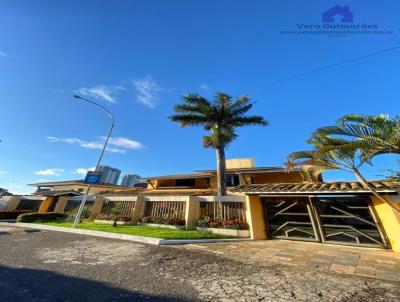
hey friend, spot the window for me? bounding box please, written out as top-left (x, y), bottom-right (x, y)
top-left (175, 178), bottom-right (196, 187)
top-left (226, 174), bottom-right (240, 187)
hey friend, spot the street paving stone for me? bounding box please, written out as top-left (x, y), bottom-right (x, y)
top-left (182, 239), bottom-right (400, 282)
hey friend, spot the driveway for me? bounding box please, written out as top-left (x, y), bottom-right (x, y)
top-left (0, 224), bottom-right (399, 302)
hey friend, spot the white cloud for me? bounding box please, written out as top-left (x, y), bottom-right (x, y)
top-left (107, 137), bottom-right (144, 150)
top-left (46, 136), bottom-right (143, 154)
top-left (72, 167), bottom-right (96, 176)
top-left (132, 76), bottom-right (162, 108)
top-left (77, 85), bottom-right (125, 103)
top-left (35, 168), bottom-right (64, 176)
top-left (0, 51), bottom-right (7, 57)
top-left (200, 84), bottom-right (210, 90)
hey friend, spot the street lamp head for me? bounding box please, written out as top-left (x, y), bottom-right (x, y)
top-left (73, 94), bottom-right (82, 100)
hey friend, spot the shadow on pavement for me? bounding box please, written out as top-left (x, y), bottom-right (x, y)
top-left (0, 265), bottom-right (188, 302)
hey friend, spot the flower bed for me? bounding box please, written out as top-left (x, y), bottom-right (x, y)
top-left (17, 212), bottom-right (67, 222)
top-left (96, 213), bottom-right (132, 221)
top-left (196, 217), bottom-right (250, 237)
top-left (197, 217), bottom-right (249, 230)
top-left (141, 216), bottom-right (186, 227)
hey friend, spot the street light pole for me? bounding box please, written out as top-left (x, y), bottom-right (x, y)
top-left (72, 95), bottom-right (115, 228)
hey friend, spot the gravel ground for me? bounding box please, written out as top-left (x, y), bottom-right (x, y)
top-left (0, 226), bottom-right (399, 302)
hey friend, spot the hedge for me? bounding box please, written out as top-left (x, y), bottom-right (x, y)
top-left (0, 210), bottom-right (33, 220)
top-left (17, 212), bottom-right (67, 223)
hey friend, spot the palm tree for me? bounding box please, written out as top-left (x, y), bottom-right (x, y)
top-left (289, 115), bottom-right (400, 214)
top-left (311, 114), bottom-right (400, 158)
top-left (170, 93), bottom-right (268, 196)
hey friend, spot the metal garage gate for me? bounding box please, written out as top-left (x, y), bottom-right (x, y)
top-left (262, 196), bottom-right (389, 248)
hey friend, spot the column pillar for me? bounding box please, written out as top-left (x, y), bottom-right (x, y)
top-left (5, 196), bottom-right (21, 210)
top-left (245, 195), bottom-right (267, 240)
top-left (89, 195), bottom-right (105, 221)
top-left (54, 196), bottom-right (69, 213)
top-left (38, 196), bottom-right (55, 213)
top-left (185, 196), bottom-right (200, 230)
top-left (131, 196), bottom-right (145, 224)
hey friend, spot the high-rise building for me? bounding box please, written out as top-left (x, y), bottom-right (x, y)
top-left (97, 166), bottom-right (121, 185)
top-left (121, 174), bottom-right (140, 187)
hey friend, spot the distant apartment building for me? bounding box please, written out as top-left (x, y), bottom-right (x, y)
top-left (98, 165), bottom-right (121, 185)
top-left (120, 174), bottom-right (140, 187)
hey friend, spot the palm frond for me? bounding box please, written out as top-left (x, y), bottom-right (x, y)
top-left (169, 114), bottom-right (210, 127)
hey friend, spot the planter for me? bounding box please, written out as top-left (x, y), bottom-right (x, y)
top-left (94, 219), bottom-right (132, 225)
top-left (141, 223), bottom-right (186, 230)
top-left (196, 227), bottom-right (250, 238)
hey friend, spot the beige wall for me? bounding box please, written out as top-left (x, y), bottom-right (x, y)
top-left (226, 158), bottom-right (255, 169)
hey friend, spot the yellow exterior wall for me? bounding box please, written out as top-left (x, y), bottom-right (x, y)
top-left (371, 195), bottom-right (400, 252)
top-left (156, 179), bottom-right (175, 187)
top-left (251, 171), bottom-right (304, 184)
top-left (38, 196), bottom-right (55, 213)
top-left (195, 178), bottom-right (209, 188)
top-left (245, 195), bottom-right (267, 239)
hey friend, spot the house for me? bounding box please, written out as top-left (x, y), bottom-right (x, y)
top-left (139, 158), bottom-right (315, 196)
top-left (29, 180), bottom-right (134, 194)
top-left (322, 5), bottom-right (353, 23)
top-left (22, 158), bottom-right (400, 252)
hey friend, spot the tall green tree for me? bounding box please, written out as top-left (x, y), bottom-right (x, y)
top-left (289, 114), bottom-right (400, 214)
top-left (170, 93), bottom-right (268, 196)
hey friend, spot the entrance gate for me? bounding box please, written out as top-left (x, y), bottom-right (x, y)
top-left (262, 196), bottom-right (388, 248)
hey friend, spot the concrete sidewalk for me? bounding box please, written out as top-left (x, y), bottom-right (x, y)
top-left (182, 239), bottom-right (400, 282)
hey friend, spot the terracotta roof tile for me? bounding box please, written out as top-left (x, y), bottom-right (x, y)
top-left (230, 181), bottom-right (400, 194)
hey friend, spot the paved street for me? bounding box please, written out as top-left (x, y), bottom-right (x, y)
top-left (0, 224), bottom-right (399, 302)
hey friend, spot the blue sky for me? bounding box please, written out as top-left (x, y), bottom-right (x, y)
top-left (1, 1), bottom-right (399, 194)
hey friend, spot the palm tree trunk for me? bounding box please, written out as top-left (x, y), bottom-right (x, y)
top-left (216, 146), bottom-right (227, 196)
top-left (215, 146), bottom-right (227, 220)
top-left (353, 168), bottom-right (400, 214)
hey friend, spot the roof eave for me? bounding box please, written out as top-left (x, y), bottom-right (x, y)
top-left (236, 190), bottom-right (400, 195)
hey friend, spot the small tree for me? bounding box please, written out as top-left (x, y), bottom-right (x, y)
top-left (110, 205), bottom-right (123, 227)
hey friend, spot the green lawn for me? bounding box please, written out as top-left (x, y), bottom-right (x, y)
top-left (32, 221), bottom-right (233, 240)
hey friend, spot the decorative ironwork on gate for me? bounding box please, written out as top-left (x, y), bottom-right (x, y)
top-left (263, 196), bottom-right (388, 248)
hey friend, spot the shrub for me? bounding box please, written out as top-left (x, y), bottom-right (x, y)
top-left (0, 210), bottom-right (33, 220)
top-left (67, 205), bottom-right (91, 220)
top-left (197, 216), bottom-right (211, 228)
top-left (17, 212), bottom-right (67, 223)
top-left (114, 214), bottom-right (131, 222)
top-left (197, 217), bottom-right (249, 230)
top-left (141, 216), bottom-right (185, 226)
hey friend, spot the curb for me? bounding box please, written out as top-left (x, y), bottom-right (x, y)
top-left (6, 222), bottom-right (252, 245)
